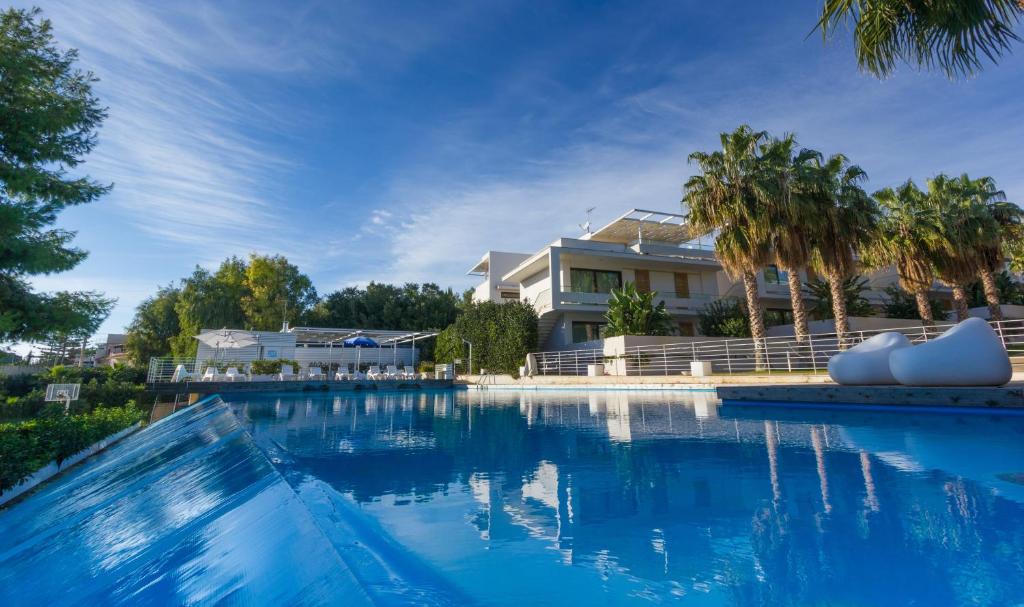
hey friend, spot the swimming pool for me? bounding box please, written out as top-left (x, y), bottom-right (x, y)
top-left (225, 389), bottom-right (1024, 606)
top-left (3, 389), bottom-right (1024, 606)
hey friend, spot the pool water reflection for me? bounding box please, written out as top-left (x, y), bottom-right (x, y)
top-left (226, 389), bottom-right (1024, 606)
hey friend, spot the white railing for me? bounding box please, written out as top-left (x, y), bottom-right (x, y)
top-left (147, 357), bottom-right (200, 383)
top-left (529, 319), bottom-right (1024, 377)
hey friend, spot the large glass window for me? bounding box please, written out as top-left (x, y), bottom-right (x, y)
top-left (572, 321), bottom-right (607, 343)
top-left (570, 268), bottom-right (622, 293)
top-left (763, 265), bottom-right (788, 285)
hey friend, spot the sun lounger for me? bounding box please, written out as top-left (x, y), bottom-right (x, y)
top-left (171, 364), bottom-right (195, 382)
top-left (385, 365), bottom-right (400, 379)
top-left (307, 367), bottom-right (326, 381)
top-left (278, 364), bottom-right (298, 381)
top-left (401, 366), bottom-right (417, 380)
top-left (335, 364), bottom-right (354, 380)
top-left (201, 366), bottom-right (219, 382)
top-left (367, 365), bottom-right (384, 380)
top-left (225, 367), bottom-right (247, 382)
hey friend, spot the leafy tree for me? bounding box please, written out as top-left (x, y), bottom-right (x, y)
top-left (804, 276), bottom-right (874, 320)
top-left (869, 180), bottom-right (942, 324)
top-left (685, 125), bottom-right (774, 365)
top-left (803, 153), bottom-right (878, 344)
top-left (435, 301), bottom-right (538, 375)
top-left (124, 285), bottom-right (181, 365)
top-left (966, 270), bottom-right (1024, 308)
top-left (308, 282), bottom-right (460, 331)
top-left (242, 254), bottom-right (317, 330)
top-left (603, 282), bottom-right (675, 337)
top-left (697, 298), bottom-right (751, 338)
top-left (881, 285), bottom-right (948, 321)
top-left (965, 176), bottom-right (1022, 321)
top-left (170, 259), bottom-right (248, 357)
top-left (816, 0), bottom-right (1023, 79)
top-left (0, 8), bottom-right (112, 343)
top-left (33, 291), bottom-right (114, 365)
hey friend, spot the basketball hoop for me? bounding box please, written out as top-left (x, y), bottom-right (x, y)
top-left (45, 383), bottom-right (81, 414)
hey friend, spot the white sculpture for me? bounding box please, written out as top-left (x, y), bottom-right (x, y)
top-left (889, 317), bottom-right (1012, 387)
top-left (828, 331), bottom-right (912, 385)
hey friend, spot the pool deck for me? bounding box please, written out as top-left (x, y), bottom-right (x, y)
top-left (717, 383), bottom-right (1024, 410)
top-left (146, 378), bottom-right (454, 395)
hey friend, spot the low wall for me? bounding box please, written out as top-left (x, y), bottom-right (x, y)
top-left (146, 378), bottom-right (454, 395)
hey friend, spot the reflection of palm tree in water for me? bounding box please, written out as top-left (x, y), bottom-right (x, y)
top-left (859, 451), bottom-right (879, 513)
top-left (810, 425), bottom-right (832, 514)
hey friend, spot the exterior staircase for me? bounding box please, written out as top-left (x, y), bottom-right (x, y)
top-left (536, 312), bottom-right (561, 350)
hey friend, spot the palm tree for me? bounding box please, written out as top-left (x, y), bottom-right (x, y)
top-left (685, 125), bottom-right (774, 366)
top-left (761, 135), bottom-right (817, 342)
top-left (815, 0), bottom-right (1023, 79)
top-left (926, 174), bottom-right (989, 321)
top-left (806, 153), bottom-right (877, 344)
top-left (870, 180), bottom-right (943, 324)
top-left (966, 175), bottom-right (1022, 322)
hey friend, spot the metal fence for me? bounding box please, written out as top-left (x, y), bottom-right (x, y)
top-left (529, 319), bottom-right (1024, 377)
top-left (147, 358), bottom-right (200, 383)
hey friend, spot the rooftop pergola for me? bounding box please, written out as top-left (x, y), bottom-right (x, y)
top-left (583, 208), bottom-right (703, 245)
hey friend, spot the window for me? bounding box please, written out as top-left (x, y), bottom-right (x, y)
top-left (763, 265), bottom-right (788, 285)
top-left (570, 268), bottom-right (622, 293)
top-left (633, 269), bottom-right (651, 293)
top-left (673, 272), bottom-right (691, 298)
top-left (572, 321), bottom-right (607, 343)
top-left (765, 308), bottom-right (793, 326)
top-left (499, 290), bottom-right (519, 299)
top-left (677, 321), bottom-right (695, 336)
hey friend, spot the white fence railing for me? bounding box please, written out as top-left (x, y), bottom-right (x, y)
top-left (529, 319), bottom-right (1024, 377)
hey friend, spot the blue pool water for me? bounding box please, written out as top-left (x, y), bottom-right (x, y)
top-left (4, 389), bottom-right (1024, 606)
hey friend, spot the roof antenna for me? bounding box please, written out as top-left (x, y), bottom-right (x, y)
top-left (579, 206), bottom-right (596, 234)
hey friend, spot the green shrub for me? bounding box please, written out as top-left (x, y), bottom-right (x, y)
top-left (697, 298), bottom-right (752, 337)
top-left (604, 282), bottom-right (675, 337)
top-left (0, 404), bottom-right (145, 493)
top-left (435, 300), bottom-right (538, 375)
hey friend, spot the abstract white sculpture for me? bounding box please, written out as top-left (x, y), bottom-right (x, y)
top-left (889, 317), bottom-right (1012, 387)
top-left (828, 331), bottom-right (912, 385)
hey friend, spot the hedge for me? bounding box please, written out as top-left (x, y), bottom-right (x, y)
top-left (0, 404), bottom-right (145, 493)
top-left (434, 300), bottom-right (538, 375)
top-left (1, 364), bottom-right (146, 420)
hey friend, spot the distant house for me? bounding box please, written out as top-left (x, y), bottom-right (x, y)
top-left (95, 334), bottom-right (129, 366)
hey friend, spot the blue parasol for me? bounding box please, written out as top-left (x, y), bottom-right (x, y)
top-left (342, 336), bottom-right (379, 348)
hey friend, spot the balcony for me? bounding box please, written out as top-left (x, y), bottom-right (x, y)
top-left (558, 287), bottom-right (716, 312)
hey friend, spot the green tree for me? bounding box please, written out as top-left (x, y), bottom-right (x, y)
top-left (806, 153), bottom-right (878, 343)
top-left (603, 282), bottom-right (675, 337)
top-left (308, 282), bottom-right (460, 331)
top-left (965, 176), bottom-right (1022, 321)
top-left (685, 125), bottom-right (774, 365)
top-left (816, 0), bottom-right (1023, 79)
top-left (881, 285), bottom-right (948, 321)
top-left (870, 180), bottom-right (943, 324)
top-left (0, 8), bottom-right (112, 343)
top-left (33, 291), bottom-right (114, 365)
top-left (435, 301), bottom-right (538, 375)
top-left (242, 254), bottom-right (317, 330)
top-left (697, 298), bottom-right (751, 338)
top-left (124, 285), bottom-right (181, 365)
top-left (170, 259), bottom-right (248, 357)
top-left (804, 276), bottom-right (874, 321)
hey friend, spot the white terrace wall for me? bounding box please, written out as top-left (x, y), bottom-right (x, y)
top-left (194, 331), bottom-right (297, 364)
top-left (292, 345), bottom-right (418, 369)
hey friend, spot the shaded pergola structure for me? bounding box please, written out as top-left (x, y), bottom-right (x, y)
top-left (287, 327), bottom-right (440, 368)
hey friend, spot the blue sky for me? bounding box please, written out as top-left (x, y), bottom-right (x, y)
top-left (16, 0), bottom-right (1024, 342)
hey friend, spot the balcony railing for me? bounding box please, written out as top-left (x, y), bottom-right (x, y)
top-left (528, 318), bottom-right (1024, 377)
top-left (559, 288), bottom-right (717, 310)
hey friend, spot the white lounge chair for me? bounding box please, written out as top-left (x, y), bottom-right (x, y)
top-left (278, 364), bottom-right (298, 381)
top-left (171, 364), bottom-right (195, 382)
top-left (334, 364), bottom-right (350, 380)
top-left (367, 365), bottom-right (384, 380)
top-left (827, 332), bottom-right (912, 385)
top-left (307, 367), bottom-right (327, 380)
top-left (352, 368), bottom-right (366, 380)
top-left (890, 318), bottom-right (1012, 386)
top-left (201, 366), bottom-right (219, 382)
top-left (401, 365), bottom-right (417, 380)
top-left (225, 367), bottom-right (247, 382)
top-left (385, 364), bottom-right (400, 379)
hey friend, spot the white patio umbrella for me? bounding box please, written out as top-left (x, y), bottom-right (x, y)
top-left (194, 329), bottom-right (258, 361)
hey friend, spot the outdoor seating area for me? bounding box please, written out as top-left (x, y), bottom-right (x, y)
top-left (149, 327), bottom-right (440, 385)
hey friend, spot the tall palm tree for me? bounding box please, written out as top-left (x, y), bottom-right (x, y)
top-left (806, 153), bottom-right (877, 344)
top-left (816, 0), bottom-right (1023, 79)
top-left (685, 126), bottom-right (774, 365)
top-left (966, 175), bottom-right (1022, 322)
top-left (761, 135), bottom-right (818, 343)
top-left (926, 174), bottom-right (989, 321)
top-left (870, 180), bottom-right (943, 324)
